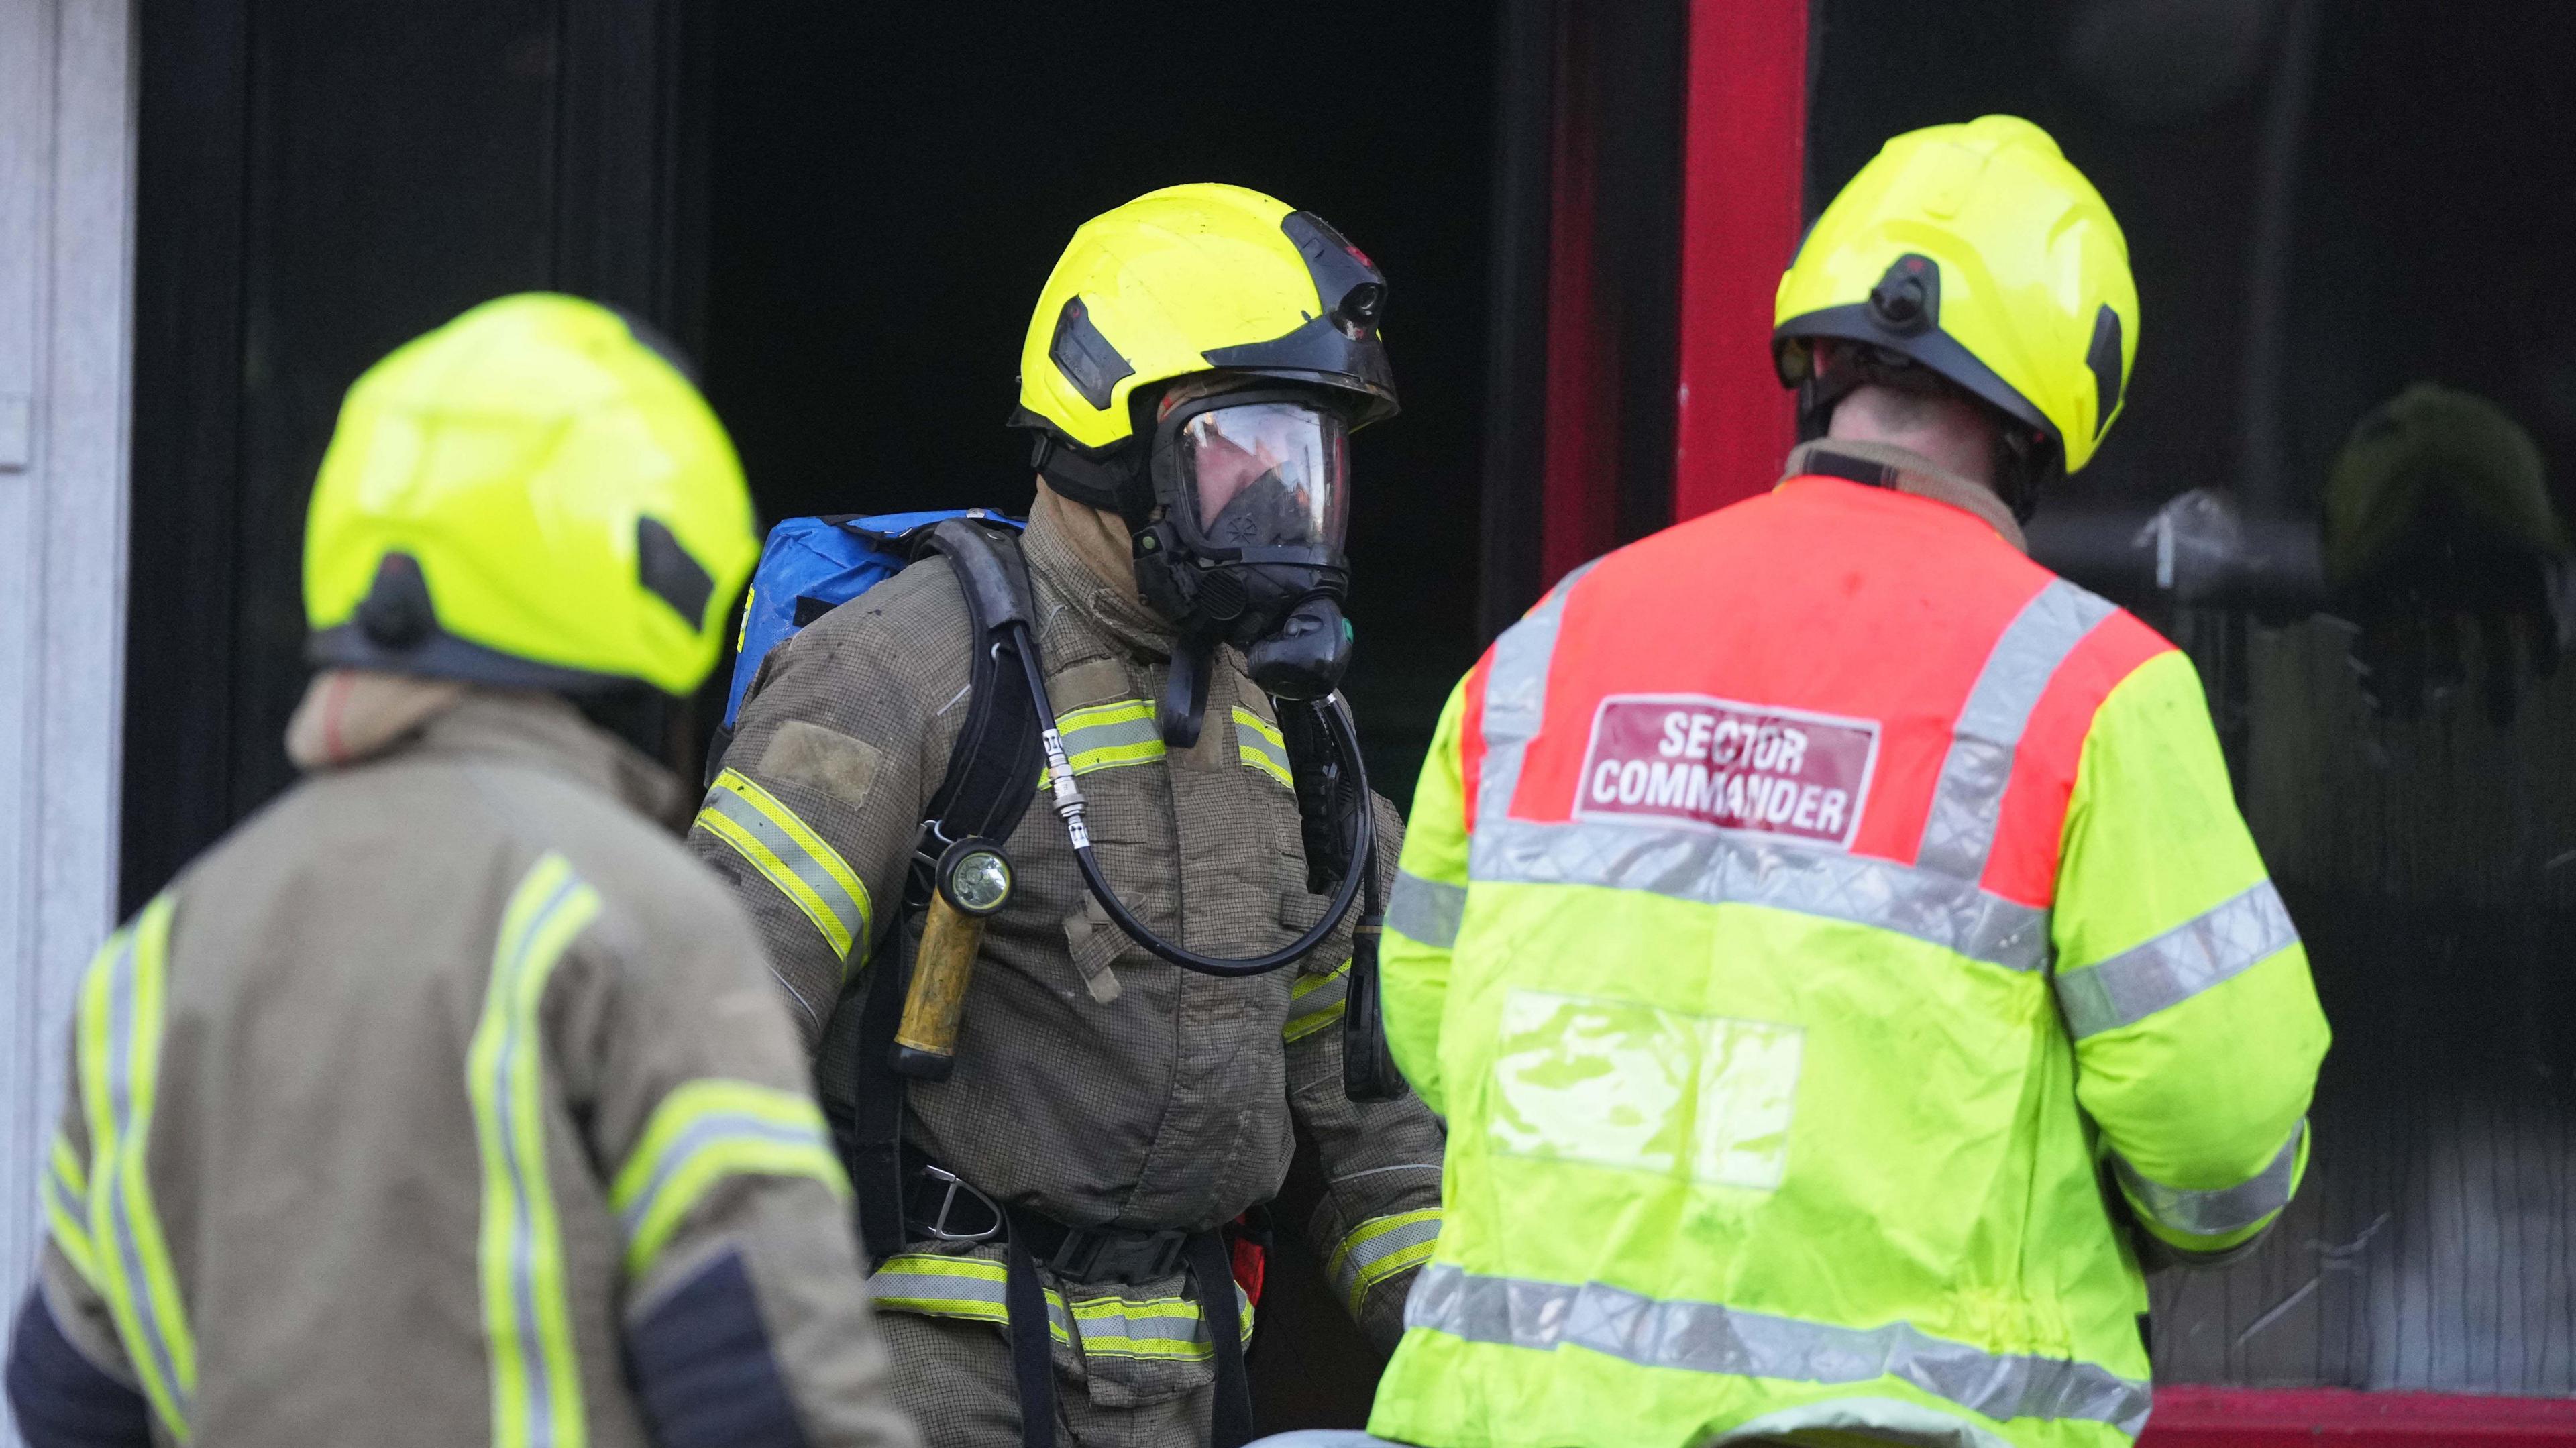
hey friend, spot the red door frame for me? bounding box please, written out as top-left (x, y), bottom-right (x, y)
top-left (1643, 2), bottom-right (2576, 1442)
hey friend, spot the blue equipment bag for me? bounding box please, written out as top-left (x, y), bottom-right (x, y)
top-left (715, 509), bottom-right (1022, 766)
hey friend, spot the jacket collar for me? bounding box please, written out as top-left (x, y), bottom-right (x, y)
top-left (1021, 494), bottom-right (1180, 662)
top-left (286, 669), bottom-right (688, 826)
top-left (1783, 439), bottom-right (2027, 553)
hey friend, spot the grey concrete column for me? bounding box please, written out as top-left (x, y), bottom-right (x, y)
top-left (0, 0), bottom-right (137, 1429)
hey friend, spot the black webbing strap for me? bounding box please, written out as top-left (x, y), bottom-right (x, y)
top-left (831, 520), bottom-right (1047, 1265)
top-left (1185, 1230), bottom-right (1255, 1448)
top-left (1004, 1238), bottom-right (1059, 1448)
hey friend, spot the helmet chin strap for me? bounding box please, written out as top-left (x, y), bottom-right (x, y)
top-left (1159, 638), bottom-right (1214, 748)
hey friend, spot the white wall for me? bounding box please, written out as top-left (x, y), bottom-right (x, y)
top-left (0, 0), bottom-right (136, 1435)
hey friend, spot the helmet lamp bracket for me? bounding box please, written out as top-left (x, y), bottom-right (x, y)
top-left (1868, 254), bottom-right (1940, 335)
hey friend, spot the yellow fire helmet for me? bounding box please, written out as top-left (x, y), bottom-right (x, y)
top-left (1774, 115), bottom-right (2139, 484)
top-left (303, 293), bottom-right (757, 697)
top-left (1010, 182), bottom-right (1397, 519)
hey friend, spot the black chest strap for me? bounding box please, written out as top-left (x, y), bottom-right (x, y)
top-left (818, 519), bottom-right (1046, 1267)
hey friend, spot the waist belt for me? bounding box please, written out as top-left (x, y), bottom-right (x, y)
top-left (898, 1155), bottom-right (1253, 1448)
top-left (902, 1158), bottom-right (1193, 1285)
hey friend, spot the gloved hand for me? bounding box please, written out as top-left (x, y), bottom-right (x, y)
top-left (2323, 383), bottom-right (2574, 724)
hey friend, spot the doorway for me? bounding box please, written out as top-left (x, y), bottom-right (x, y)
top-left (700, 3), bottom-right (1499, 808)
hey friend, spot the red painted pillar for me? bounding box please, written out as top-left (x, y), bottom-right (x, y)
top-left (1672, 0), bottom-right (1809, 520)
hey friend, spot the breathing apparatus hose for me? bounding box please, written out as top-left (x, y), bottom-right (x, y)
top-left (1010, 622), bottom-right (1373, 977)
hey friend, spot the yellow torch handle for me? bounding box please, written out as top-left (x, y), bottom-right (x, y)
top-left (892, 894), bottom-right (986, 1080)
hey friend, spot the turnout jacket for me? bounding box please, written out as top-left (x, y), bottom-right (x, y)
top-left (687, 502), bottom-right (1446, 1389)
top-left (1371, 446), bottom-right (2331, 1448)
top-left (6, 679), bottom-right (916, 1448)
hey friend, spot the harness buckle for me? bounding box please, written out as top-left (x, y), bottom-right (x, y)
top-left (918, 1163), bottom-right (1005, 1243)
top-left (1047, 1224), bottom-right (1190, 1284)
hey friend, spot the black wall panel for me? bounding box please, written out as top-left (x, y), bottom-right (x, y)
top-left (125, 0), bottom-right (701, 907)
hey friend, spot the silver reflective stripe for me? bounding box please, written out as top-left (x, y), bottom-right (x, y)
top-left (1474, 561), bottom-right (1601, 830)
top-left (101, 930), bottom-right (191, 1425)
top-left (46, 1164), bottom-right (85, 1233)
top-left (1330, 1211), bottom-right (1443, 1309)
top-left (869, 1260), bottom-right (1074, 1340)
top-left (2114, 1119), bottom-right (2306, 1239)
top-left (1234, 719), bottom-right (1291, 777)
top-left (700, 785), bottom-right (867, 944)
top-left (1387, 869), bottom-right (1467, 949)
top-left (1405, 1263), bottom-right (2150, 1435)
top-left (1475, 816), bottom-right (2051, 972)
top-left (615, 1113), bottom-right (834, 1241)
top-left (1286, 964), bottom-right (1350, 1042)
top-left (1915, 580), bottom-right (2116, 881)
top-left (2056, 881), bottom-right (2299, 1038)
top-left (1065, 714), bottom-right (1160, 755)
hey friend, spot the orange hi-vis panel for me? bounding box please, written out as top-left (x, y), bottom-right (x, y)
top-left (1371, 471), bottom-right (2328, 1448)
top-left (1461, 477), bottom-right (2168, 909)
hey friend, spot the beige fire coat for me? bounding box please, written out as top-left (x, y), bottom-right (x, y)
top-left (686, 490), bottom-right (1447, 1418)
top-left (5, 678), bottom-right (918, 1448)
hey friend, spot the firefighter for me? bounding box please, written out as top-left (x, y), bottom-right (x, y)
top-left (1370, 117), bottom-right (2331, 1448)
top-left (688, 183), bottom-right (1447, 1448)
top-left (3, 295), bottom-right (918, 1448)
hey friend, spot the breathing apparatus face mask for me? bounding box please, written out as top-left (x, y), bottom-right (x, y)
top-left (1133, 386), bottom-right (1357, 704)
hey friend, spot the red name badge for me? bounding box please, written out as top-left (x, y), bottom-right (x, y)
top-left (1574, 695), bottom-right (1880, 849)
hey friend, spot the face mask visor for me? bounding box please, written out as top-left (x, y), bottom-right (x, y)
top-left (1164, 396), bottom-right (1350, 561)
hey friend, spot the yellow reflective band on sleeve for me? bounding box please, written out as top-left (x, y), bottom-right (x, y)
top-left (612, 1079), bottom-right (847, 1280)
top-left (1285, 959), bottom-right (1352, 1042)
top-left (697, 767), bottom-right (873, 964)
top-left (45, 1131), bottom-right (97, 1289)
top-left (469, 853), bottom-right (602, 1448)
top-left (869, 1253), bottom-right (1255, 1357)
top-left (1232, 706), bottom-right (1293, 789)
top-left (1325, 1207), bottom-right (1442, 1316)
top-left (1057, 698), bottom-right (1165, 775)
top-left (78, 894), bottom-right (197, 1441)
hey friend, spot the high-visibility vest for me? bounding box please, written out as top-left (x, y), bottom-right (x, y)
top-left (1369, 470), bottom-right (2329, 1448)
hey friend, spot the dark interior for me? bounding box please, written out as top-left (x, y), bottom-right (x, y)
top-left (700, 2), bottom-right (1497, 807)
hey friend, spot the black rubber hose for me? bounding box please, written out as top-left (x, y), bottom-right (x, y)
top-left (1013, 623), bottom-right (1371, 977)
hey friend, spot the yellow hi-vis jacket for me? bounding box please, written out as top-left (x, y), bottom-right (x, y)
top-left (1367, 470), bottom-right (2330, 1448)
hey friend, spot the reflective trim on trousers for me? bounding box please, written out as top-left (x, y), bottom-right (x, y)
top-left (1469, 816), bottom-right (2051, 973)
top-left (870, 1254), bottom-right (1255, 1357)
top-left (610, 1080), bottom-right (847, 1280)
top-left (1233, 706), bottom-right (1295, 789)
top-left (1386, 869), bottom-right (1466, 950)
top-left (1915, 580), bottom-right (2116, 882)
top-left (470, 854), bottom-right (604, 1448)
top-left (1403, 1262), bottom-right (2151, 1437)
top-left (2055, 881), bottom-right (2298, 1039)
top-left (1326, 1209), bottom-right (1442, 1315)
top-left (1286, 960), bottom-right (1352, 1043)
top-left (698, 769), bottom-right (873, 963)
top-left (78, 895), bottom-right (198, 1441)
top-left (1059, 699), bottom-right (1165, 775)
top-left (1473, 561), bottom-right (1601, 830)
top-left (2114, 1119), bottom-right (2306, 1239)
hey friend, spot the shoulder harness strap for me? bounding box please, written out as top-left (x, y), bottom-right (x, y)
top-left (826, 519), bottom-right (1049, 1264)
